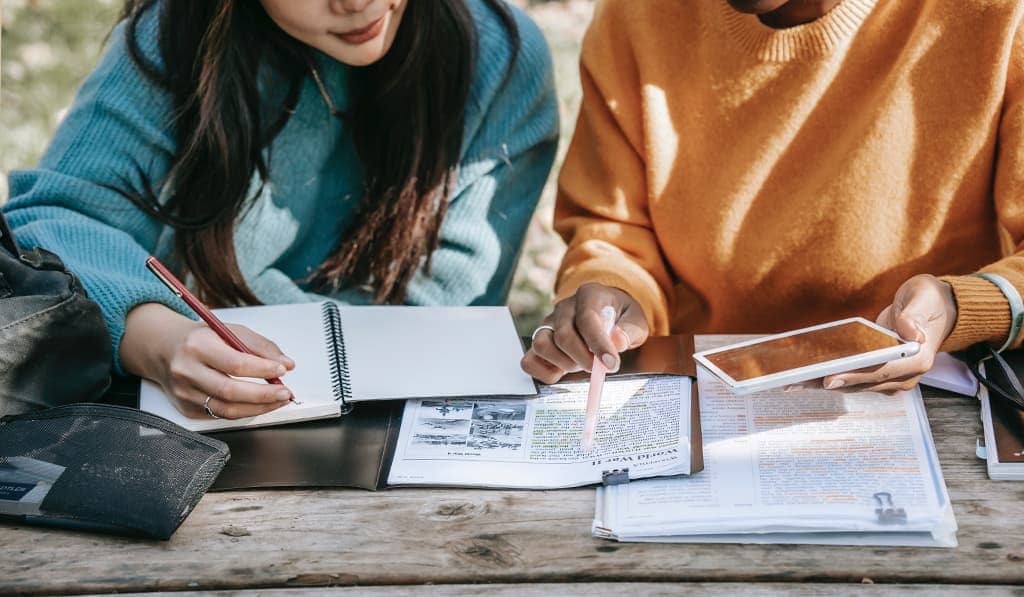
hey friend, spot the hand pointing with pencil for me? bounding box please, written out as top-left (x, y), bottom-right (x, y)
top-left (521, 283), bottom-right (650, 385)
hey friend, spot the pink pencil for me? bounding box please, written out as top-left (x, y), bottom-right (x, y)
top-left (582, 306), bottom-right (618, 451)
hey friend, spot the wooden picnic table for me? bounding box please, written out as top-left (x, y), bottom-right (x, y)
top-left (4, 382), bottom-right (1024, 594)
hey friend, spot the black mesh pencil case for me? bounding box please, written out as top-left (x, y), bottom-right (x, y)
top-left (0, 403), bottom-right (229, 540)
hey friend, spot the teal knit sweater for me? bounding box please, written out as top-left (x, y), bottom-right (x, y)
top-left (3, 1), bottom-right (559, 372)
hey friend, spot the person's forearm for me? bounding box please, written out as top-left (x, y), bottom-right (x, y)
top-left (120, 303), bottom-right (197, 379)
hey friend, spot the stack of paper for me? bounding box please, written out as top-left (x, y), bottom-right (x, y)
top-left (594, 369), bottom-right (958, 547)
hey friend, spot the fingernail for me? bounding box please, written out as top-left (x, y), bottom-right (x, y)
top-left (275, 389), bottom-right (292, 401)
top-left (281, 355), bottom-right (295, 368)
top-left (601, 354), bottom-right (616, 370)
top-left (274, 364), bottom-right (287, 376)
top-left (825, 379), bottom-right (845, 390)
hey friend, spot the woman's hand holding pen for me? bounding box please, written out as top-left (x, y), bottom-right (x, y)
top-left (521, 283), bottom-right (650, 384)
top-left (121, 303), bottom-right (296, 419)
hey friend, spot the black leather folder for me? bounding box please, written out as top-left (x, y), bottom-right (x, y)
top-left (209, 400), bottom-right (403, 490)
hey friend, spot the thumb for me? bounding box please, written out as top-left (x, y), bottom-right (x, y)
top-left (893, 311), bottom-right (926, 345)
top-left (614, 302), bottom-right (650, 351)
top-left (890, 296), bottom-right (930, 346)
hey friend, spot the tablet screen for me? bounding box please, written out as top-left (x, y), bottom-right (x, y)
top-left (704, 321), bottom-right (901, 382)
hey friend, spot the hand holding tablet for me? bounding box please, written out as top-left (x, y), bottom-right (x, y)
top-left (694, 317), bottom-right (921, 394)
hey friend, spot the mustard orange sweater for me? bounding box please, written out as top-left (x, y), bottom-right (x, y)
top-left (555, 0), bottom-right (1024, 350)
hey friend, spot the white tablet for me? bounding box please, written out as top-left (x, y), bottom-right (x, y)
top-left (694, 317), bottom-right (921, 393)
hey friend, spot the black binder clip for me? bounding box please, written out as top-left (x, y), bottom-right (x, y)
top-left (873, 492), bottom-right (907, 524)
top-left (602, 468), bottom-right (630, 486)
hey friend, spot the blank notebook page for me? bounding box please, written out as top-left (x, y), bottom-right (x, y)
top-left (336, 305), bottom-right (536, 400)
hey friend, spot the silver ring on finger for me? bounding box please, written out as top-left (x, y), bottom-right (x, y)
top-left (531, 325), bottom-right (555, 343)
top-left (204, 395), bottom-right (221, 419)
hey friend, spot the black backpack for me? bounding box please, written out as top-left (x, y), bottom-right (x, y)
top-left (0, 210), bottom-right (112, 416)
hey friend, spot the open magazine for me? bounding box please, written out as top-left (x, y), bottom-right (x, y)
top-left (387, 336), bottom-right (703, 489)
top-left (388, 376), bottom-right (698, 488)
top-left (594, 358), bottom-right (957, 547)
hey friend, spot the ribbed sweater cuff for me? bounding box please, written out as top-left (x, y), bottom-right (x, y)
top-left (939, 275), bottom-right (1012, 351)
top-left (555, 264), bottom-right (671, 336)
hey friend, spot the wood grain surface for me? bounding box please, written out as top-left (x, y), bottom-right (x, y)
top-left (114, 583), bottom-right (1024, 596)
top-left (3, 339), bottom-right (1021, 594)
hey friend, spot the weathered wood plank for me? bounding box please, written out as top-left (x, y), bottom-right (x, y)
top-left (4, 392), bottom-right (1024, 594)
top-left (114, 583), bottom-right (1024, 596)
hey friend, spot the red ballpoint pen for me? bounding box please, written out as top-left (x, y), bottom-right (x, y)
top-left (145, 256), bottom-right (296, 401)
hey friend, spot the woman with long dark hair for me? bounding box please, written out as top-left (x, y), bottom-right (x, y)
top-left (4, 0), bottom-right (558, 419)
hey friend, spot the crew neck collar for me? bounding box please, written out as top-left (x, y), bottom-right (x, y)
top-left (718, 0), bottom-right (878, 61)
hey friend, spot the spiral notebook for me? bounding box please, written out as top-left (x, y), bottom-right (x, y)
top-left (139, 302), bottom-right (537, 432)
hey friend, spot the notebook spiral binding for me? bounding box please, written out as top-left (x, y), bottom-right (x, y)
top-left (321, 302), bottom-right (354, 414)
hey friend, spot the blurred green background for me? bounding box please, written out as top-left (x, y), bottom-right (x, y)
top-left (0, 0), bottom-right (596, 334)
